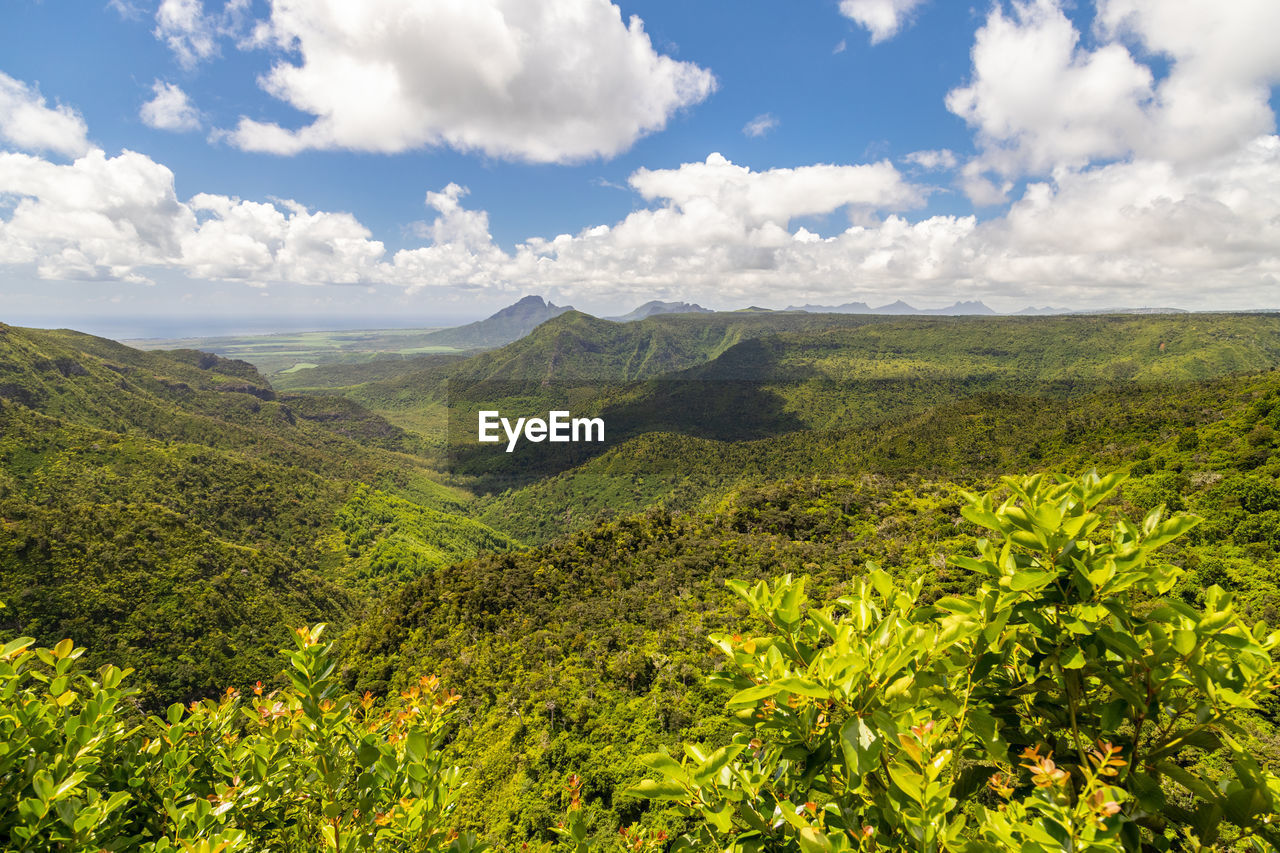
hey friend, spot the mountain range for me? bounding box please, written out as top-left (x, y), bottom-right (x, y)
top-left (406, 296), bottom-right (1194, 354)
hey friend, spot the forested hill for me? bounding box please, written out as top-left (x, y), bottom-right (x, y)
top-left (337, 311), bottom-right (1280, 437)
top-left (426, 312), bottom-right (1280, 503)
top-left (5, 313), bottom-right (1278, 702)
top-left (0, 323), bottom-right (513, 701)
top-left (330, 309), bottom-right (899, 409)
top-left (303, 310), bottom-right (1280, 399)
top-left (342, 362), bottom-right (1280, 839)
top-left (2, 313), bottom-right (1280, 846)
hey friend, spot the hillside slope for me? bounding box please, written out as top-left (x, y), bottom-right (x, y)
top-left (345, 366), bottom-right (1280, 840)
top-left (430, 312), bottom-right (1280, 493)
top-left (0, 324), bottom-right (513, 702)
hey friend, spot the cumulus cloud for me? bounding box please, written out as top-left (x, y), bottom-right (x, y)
top-left (948, 0), bottom-right (1280, 200)
top-left (0, 144), bottom-right (389, 286)
top-left (181, 194), bottom-right (385, 285)
top-left (6, 0), bottom-right (1280, 318)
top-left (0, 149), bottom-right (191, 281)
top-left (3, 131), bottom-right (1279, 309)
top-left (140, 81), bottom-right (201, 132)
top-left (628, 154), bottom-right (926, 227)
top-left (742, 114), bottom-right (779, 138)
top-left (220, 0), bottom-right (716, 163)
top-left (904, 149), bottom-right (957, 171)
top-left (946, 0), bottom-right (1153, 179)
top-left (154, 0), bottom-right (219, 67)
top-left (984, 138), bottom-right (1280, 301)
top-left (153, 0), bottom-right (251, 68)
top-left (0, 73), bottom-right (91, 158)
top-left (838, 0), bottom-right (929, 44)
top-left (1096, 0), bottom-right (1280, 163)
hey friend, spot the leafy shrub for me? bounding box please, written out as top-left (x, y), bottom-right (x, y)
top-left (632, 472), bottom-right (1280, 851)
top-left (0, 617), bottom-right (479, 852)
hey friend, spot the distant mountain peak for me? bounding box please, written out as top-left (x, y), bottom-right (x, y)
top-left (1013, 305), bottom-right (1072, 316)
top-left (490, 295), bottom-right (565, 318)
top-left (608, 300), bottom-right (712, 323)
top-left (871, 300), bottom-right (917, 314)
top-left (417, 295), bottom-right (573, 350)
top-left (785, 301), bottom-right (872, 314)
top-left (920, 300), bottom-right (997, 316)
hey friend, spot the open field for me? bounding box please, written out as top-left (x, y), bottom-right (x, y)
top-left (127, 327), bottom-right (463, 375)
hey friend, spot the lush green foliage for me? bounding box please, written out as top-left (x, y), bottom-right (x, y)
top-left (0, 619), bottom-right (482, 852)
top-left (632, 472), bottom-right (1280, 850)
top-left (5, 314), bottom-right (1280, 848)
top-left (476, 360), bottom-right (1280, 546)
top-left (0, 325), bottom-right (509, 703)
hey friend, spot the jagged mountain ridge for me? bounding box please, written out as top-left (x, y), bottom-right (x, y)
top-left (606, 300), bottom-right (712, 323)
top-left (414, 295), bottom-right (573, 350)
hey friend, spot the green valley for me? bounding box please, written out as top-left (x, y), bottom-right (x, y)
top-left (2, 310), bottom-right (1280, 850)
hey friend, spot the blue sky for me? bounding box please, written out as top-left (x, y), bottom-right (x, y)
top-left (0, 0), bottom-right (1278, 337)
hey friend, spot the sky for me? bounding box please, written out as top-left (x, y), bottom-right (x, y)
top-left (0, 0), bottom-right (1278, 338)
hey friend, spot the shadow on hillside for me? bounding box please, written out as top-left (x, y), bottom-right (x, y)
top-left (443, 371), bottom-right (809, 494)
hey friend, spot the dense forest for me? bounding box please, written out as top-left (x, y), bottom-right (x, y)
top-left (2, 312), bottom-right (1279, 849)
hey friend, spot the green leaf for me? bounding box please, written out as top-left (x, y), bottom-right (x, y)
top-left (840, 716), bottom-right (882, 780)
top-left (1143, 515), bottom-right (1201, 550)
top-left (798, 827), bottom-right (833, 853)
top-left (32, 771), bottom-right (54, 802)
top-left (888, 763), bottom-right (924, 803)
top-left (773, 677), bottom-right (831, 700)
top-left (640, 751), bottom-right (689, 782)
top-left (1008, 569), bottom-right (1056, 592)
top-left (1153, 760), bottom-right (1219, 803)
top-left (967, 708), bottom-right (1010, 762)
top-left (1224, 785), bottom-right (1271, 825)
top-left (694, 743), bottom-right (745, 787)
top-left (1059, 646), bottom-right (1086, 669)
top-left (778, 579), bottom-right (805, 627)
top-left (627, 778), bottom-right (689, 801)
top-left (728, 683), bottom-right (783, 706)
top-left (1, 637), bottom-right (34, 658)
top-left (405, 730), bottom-right (427, 761)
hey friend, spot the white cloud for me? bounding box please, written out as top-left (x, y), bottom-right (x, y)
top-left (1096, 0), bottom-right (1280, 164)
top-left (6, 3), bottom-right (1280, 318)
top-left (0, 148), bottom-right (191, 281)
top-left (221, 0), bottom-right (716, 163)
top-left (154, 0), bottom-right (219, 68)
top-left (904, 149), bottom-right (957, 171)
top-left (108, 0), bottom-right (147, 21)
top-left (959, 149), bottom-right (1280, 309)
top-left (181, 194), bottom-right (385, 285)
top-left (0, 144), bottom-right (390, 286)
top-left (946, 0), bottom-right (1153, 178)
top-left (627, 154), bottom-right (927, 227)
top-left (153, 0), bottom-right (253, 68)
top-left (948, 0), bottom-right (1280, 201)
top-left (833, 39), bottom-right (847, 55)
top-left (0, 73), bottom-right (91, 158)
top-left (140, 81), bottom-right (201, 132)
top-left (2, 138), bottom-right (1279, 310)
top-left (838, 0), bottom-right (929, 44)
top-left (742, 114), bottom-right (779, 138)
